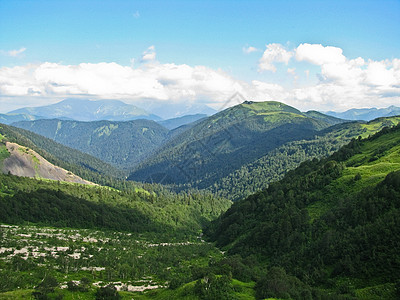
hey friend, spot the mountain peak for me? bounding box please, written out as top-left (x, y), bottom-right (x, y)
top-left (239, 100), bottom-right (302, 115)
top-left (8, 98), bottom-right (161, 122)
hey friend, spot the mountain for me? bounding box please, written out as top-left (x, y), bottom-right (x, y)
top-left (0, 113), bottom-right (42, 125)
top-left (143, 102), bottom-right (217, 119)
top-left (303, 110), bottom-right (347, 125)
top-left (158, 114), bottom-right (207, 130)
top-left (0, 123), bottom-right (124, 184)
top-left (12, 119), bottom-right (169, 169)
top-left (129, 101), bottom-right (334, 188)
top-left (8, 98), bottom-right (161, 121)
top-left (210, 116), bottom-right (400, 201)
top-left (325, 105), bottom-right (400, 121)
top-left (206, 123), bottom-right (400, 297)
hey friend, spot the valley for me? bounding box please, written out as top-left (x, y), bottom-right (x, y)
top-left (2, 1), bottom-right (400, 298)
top-left (1, 99), bottom-right (400, 299)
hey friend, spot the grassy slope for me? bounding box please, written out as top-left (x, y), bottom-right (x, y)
top-left (308, 126), bottom-right (400, 220)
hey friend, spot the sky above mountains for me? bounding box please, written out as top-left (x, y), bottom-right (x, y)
top-left (0, 0), bottom-right (399, 114)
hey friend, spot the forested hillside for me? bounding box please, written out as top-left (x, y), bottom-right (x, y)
top-left (158, 114), bottom-right (207, 130)
top-left (0, 173), bottom-right (231, 237)
top-left (129, 101), bottom-right (333, 188)
top-left (206, 123), bottom-right (400, 298)
top-left (211, 116), bottom-right (400, 201)
top-left (13, 119), bottom-right (168, 169)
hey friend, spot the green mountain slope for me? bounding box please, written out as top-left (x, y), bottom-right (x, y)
top-left (9, 98), bottom-right (161, 121)
top-left (129, 101), bottom-right (332, 188)
top-left (0, 173), bottom-right (231, 238)
top-left (13, 119), bottom-right (169, 169)
top-left (206, 123), bottom-right (400, 295)
top-left (158, 114), bottom-right (207, 130)
top-left (304, 110), bottom-right (347, 125)
top-left (0, 123), bottom-right (124, 184)
top-left (211, 116), bottom-right (400, 201)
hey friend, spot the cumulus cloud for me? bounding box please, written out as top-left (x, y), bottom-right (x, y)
top-left (0, 61), bottom-right (250, 105)
top-left (267, 43), bottom-right (400, 111)
top-left (243, 46), bottom-right (259, 54)
top-left (296, 43), bottom-right (346, 65)
top-left (1, 47), bottom-right (26, 57)
top-left (141, 45), bottom-right (156, 62)
top-left (258, 43), bottom-right (293, 72)
top-left (0, 43), bottom-right (399, 113)
top-left (294, 44), bottom-right (397, 89)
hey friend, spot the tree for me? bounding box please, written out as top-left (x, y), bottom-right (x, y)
top-left (95, 284), bottom-right (121, 300)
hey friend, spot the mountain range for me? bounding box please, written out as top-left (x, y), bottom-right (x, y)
top-left (12, 100), bottom-right (400, 199)
top-left (8, 98), bottom-right (161, 122)
top-left (1, 99), bottom-right (400, 298)
top-left (5, 98), bottom-right (400, 124)
top-left (325, 105), bottom-right (400, 121)
top-left (128, 101), bottom-right (346, 187)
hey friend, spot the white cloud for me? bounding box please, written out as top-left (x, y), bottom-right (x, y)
top-left (287, 68), bottom-right (296, 76)
top-left (141, 46), bottom-right (156, 62)
top-left (296, 43), bottom-right (345, 65)
top-left (0, 61), bottom-right (250, 106)
top-left (243, 46), bottom-right (259, 54)
top-left (282, 43), bottom-right (400, 111)
top-left (1, 43), bottom-right (399, 113)
top-left (1, 47), bottom-right (26, 57)
top-left (258, 43), bottom-right (293, 72)
top-left (364, 60), bottom-right (396, 86)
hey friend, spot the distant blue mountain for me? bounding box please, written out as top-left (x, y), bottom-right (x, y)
top-left (325, 105), bottom-right (400, 121)
top-left (158, 114), bottom-right (207, 130)
top-left (0, 113), bottom-right (43, 125)
top-left (8, 98), bottom-right (161, 122)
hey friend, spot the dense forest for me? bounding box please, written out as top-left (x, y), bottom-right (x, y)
top-left (0, 173), bottom-right (231, 239)
top-left (210, 116), bottom-right (400, 200)
top-left (13, 119), bottom-right (169, 169)
top-left (129, 101), bottom-right (333, 188)
top-left (205, 124), bottom-right (400, 298)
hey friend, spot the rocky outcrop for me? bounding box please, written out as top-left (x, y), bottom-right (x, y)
top-left (1, 142), bottom-right (95, 185)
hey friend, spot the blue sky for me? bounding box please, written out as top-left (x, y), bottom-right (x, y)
top-left (0, 0), bottom-right (399, 116)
